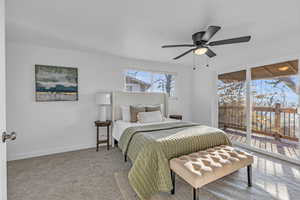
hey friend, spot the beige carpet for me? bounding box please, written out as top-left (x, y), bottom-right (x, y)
top-left (8, 147), bottom-right (300, 200)
top-left (8, 147), bottom-right (131, 200)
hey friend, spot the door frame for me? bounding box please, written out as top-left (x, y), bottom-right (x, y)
top-left (0, 0), bottom-right (7, 199)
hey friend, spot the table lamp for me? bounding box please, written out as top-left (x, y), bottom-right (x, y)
top-left (96, 92), bottom-right (111, 121)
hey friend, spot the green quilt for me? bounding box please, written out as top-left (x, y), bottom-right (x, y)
top-left (118, 122), bottom-right (232, 200)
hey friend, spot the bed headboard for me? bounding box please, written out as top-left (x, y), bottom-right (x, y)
top-left (112, 91), bottom-right (168, 121)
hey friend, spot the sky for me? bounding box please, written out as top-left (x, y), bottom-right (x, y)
top-left (252, 75), bottom-right (299, 107)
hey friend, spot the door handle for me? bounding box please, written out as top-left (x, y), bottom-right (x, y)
top-left (2, 131), bottom-right (17, 143)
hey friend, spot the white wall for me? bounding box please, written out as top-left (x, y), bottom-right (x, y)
top-left (6, 42), bottom-right (194, 160)
top-left (191, 66), bottom-right (217, 126)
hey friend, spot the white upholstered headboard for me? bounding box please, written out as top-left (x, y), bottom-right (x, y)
top-left (112, 91), bottom-right (168, 121)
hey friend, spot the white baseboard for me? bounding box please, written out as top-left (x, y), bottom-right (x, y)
top-left (7, 143), bottom-right (100, 161)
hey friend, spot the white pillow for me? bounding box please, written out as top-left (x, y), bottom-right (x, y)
top-left (137, 111), bottom-right (163, 123)
top-left (121, 105), bottom-right (130, 122)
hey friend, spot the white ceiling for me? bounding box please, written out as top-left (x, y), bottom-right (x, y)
top-left (6, 0), bottom-right (300, 70)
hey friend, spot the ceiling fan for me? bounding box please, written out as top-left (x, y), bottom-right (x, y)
top-left (162, 26), bottom-right (251, 60)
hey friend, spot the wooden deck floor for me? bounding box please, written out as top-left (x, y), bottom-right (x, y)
top-left (226, 129), bottom-right (300, 160)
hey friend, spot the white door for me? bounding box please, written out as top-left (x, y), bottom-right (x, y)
top-left (0, 0), bottom-right (7, 199)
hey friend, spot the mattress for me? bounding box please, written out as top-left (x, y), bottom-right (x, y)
top-left (112, 118), bottom-right (179, 141)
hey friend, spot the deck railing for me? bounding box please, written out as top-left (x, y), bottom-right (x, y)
top-left (218, 103), bottom-right (298, 141)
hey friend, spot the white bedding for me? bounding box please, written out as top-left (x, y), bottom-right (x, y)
top-left (112, 118), bottom-right (179, 141)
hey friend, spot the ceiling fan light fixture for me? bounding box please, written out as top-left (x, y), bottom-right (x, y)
top-left (194, 47), bottom-right (208, 55)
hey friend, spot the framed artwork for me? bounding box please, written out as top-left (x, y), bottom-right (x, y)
top-left (35, 65), bottom-right (78, 102)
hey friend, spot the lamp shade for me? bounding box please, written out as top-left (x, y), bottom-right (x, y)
top-left (96, 93), bottom-right (111, 105)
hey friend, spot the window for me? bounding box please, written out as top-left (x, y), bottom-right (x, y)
top-left (124, 69), bottom-right (175, 96)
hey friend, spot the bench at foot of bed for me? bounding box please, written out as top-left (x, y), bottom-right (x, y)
top-left (170, 145), bottom-right (254, 200)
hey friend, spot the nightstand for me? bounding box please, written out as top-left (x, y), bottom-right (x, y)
top-left (94, 120), bottom-right (112, 151)
top-left (169, 115), bottom-right (183, 120)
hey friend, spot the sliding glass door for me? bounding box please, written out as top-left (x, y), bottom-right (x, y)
top-left (218, 60), bottom-right (299, 161)
top-left (251, 61), bottom-right (299, 160)
top-left (218, 70), bottom-right (247, 145)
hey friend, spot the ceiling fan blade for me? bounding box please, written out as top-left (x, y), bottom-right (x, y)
top-left (162, 44), bottom-right (195, 48)
top-left (208, 36), bottom-right (251, 46)
top-left (173, 48), bottom-right (196, 60)
top-left (205, 48), bottom-right (217, 58)
top-left (202, 26), bottom-right (221, 41)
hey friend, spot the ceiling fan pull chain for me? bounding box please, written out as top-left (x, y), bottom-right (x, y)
top-left (193, 53), bottom-right (196, 70)
top-left (206, 56), bottom-right (210, 68)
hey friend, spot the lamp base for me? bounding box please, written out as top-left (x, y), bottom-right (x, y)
top-left (99, 106), bottom-right (106, 122)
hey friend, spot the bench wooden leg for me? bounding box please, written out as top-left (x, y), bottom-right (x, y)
top-left (193, 188), bottom-right (199, 200)
top-left (124, 155), bottom-right (127, 162)
top-left (171, 170), bottom-right (175, 195)
top-left (247, 164), bottom-right (252, 187)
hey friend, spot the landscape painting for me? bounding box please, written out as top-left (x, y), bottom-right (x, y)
top-left (35, 65), bottom-right (78, 101)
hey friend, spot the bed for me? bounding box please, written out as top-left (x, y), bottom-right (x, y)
top-left (111, 91), bottom-right (232, 200)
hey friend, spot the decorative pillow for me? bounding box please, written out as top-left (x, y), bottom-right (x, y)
top-left (121, 105), bottom-right (130, 122)
top-left (130, 105), bottom-right (146, 122)
top-left (145, 104), bottom-right (164, 115)
top-left (137, 111), bottom-right (163, 123)
top-left (145, 105), bottom-right (161, 112)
